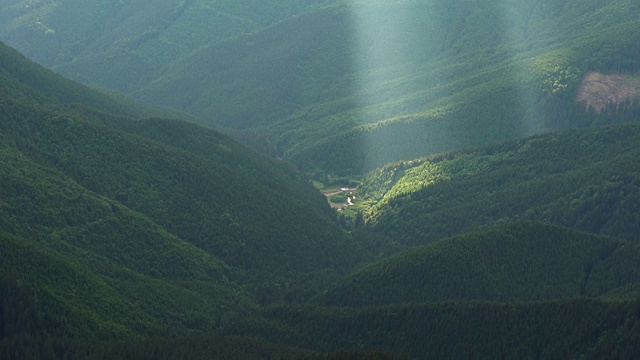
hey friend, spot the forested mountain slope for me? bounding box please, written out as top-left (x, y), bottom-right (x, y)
top-left (0, 0), bottom-right (334, 92)
top-left (3, 2), bottom-right (640, 355)
top-left (0, 40), bottom-right (364, 343)
top-left (243, 221), bottom-right (640, 357)
top-left (3, 1), bottom-right (639, 177)
top-left (0, 41), bottom-right (190, 121)
top-left (132, 0), bottom-right (640, 175)
top-left (252, 298), bottom-right (640, 359)
top-left (358, 122), bottom-right (640, 249)
top-left (0, 40), bottom-right (338, 227)
top-left (319, 222), bottom-right (640, 306)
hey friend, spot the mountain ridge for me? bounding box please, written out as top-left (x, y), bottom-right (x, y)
top-left (356, 121), bottom-right (640, 250)
top-left (0, 39), bottom-right (365, 343)
top-left (318, 222), bottom-right (640, 307)
top-left (2, 1), bottom-right (640, 356)
top-left (5, 1), bottom-right (640, 176)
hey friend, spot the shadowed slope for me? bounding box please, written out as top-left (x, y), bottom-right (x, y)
top-left (318, 222), bottom-right (640, 306)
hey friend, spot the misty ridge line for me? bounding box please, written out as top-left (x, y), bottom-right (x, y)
top-left (1, 0), bottom-right (640, 358)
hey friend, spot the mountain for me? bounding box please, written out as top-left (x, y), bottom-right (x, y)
top-left (240, 222), bottom-right (640, 358)
top-left (318, 222), bottom-right (640, 306)
top-left (0, 0), bottom-right (335, 93)
top-left (4, 0), bottom-right (637, 176)
top-left (0, 40), bottom-right (191, 121)
top-left (356, 121), bottom-right (640, 250)
top-left (0, 39), bottom-right (365, 345)
top-left (3, 2), bottom-right (640, 357)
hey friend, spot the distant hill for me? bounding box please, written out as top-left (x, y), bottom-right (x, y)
top-left (0, 41), bottom-right (190, 121)
top-left (357, 122), bottom-right (640, 249)
top-left (0, 0), bottom-right (335, 92)
top-left (318, 222), bottom-right (640, 306)
top-left (3, 1), bottom-right (639, 176)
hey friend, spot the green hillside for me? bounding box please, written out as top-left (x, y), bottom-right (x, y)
top-left (318, 222), bottom-right (640, 306)
top-left (0, 39), bottom-right (365, 343)
top-left (3, 1), bottom-right (640, 357)
top-left (357, 122), bottom-right (640, 249)
top-left (252, 299), bottom-right (640, 359)
top-left (0, 0), bottom-right (335, 92)
top-left (0, 41), bottom-right (194, 123)
top-left (135, 0), bottom-right (640, 175)
top-left (3, 1), bottom-right (639, 177)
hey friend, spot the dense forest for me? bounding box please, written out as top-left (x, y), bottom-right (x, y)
top-left (1, 0), bottom-right (640, 358)
top-left (3, 0), bottom-right (638, 176)
top-left (357, 122), bottom-right (640, 248)
top-left (0, 39), bottom-right (365, 347)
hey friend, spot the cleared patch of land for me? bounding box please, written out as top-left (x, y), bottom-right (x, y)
top-left (323, 188), bottom-right (357, 210)
top-left (577, 72), bottom-right (640, 112)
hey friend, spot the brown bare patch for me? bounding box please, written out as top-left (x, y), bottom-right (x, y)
top-left (577, 72), bottom-right (640, 112)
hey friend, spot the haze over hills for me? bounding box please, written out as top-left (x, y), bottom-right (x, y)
top-left (2, 0), bottom-right (639, 176)
top-left (0, 0), bottom-right (335, 92)
top-left (2, 1), bottom-right (640, 358)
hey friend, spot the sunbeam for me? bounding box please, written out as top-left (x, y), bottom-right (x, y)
top-left (348, 0), bottom-right (561, 172)
top-left (349, 0), bottom-right (454, 171)
top-left (494, 0), bottom-right (549, 136)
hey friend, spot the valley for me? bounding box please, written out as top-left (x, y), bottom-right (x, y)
top-left (1, 0), bottom-right (640, 359)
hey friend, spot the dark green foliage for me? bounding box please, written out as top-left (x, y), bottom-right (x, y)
top-left (0, 53), bottom-right (365, 289)
top-left (0, 38), bottom-right (364, 344)
top-left (329, 193), bottom-right (349, 204)
top-left (0, 0), bottom-right (334, 92)
top-left (359, 122), bottom-right (640, 248)
top-left (0, 334), bottom-right (312, 360)
top-left (4, 0), bottom-right (639, 176)
top-left (301, 351), bottom-right (408, 360)
top-left (111, 117), bottom-right (336, 221)
top-left (0, 149), bottom-right (228, 282)
top-left (2, 2), bottom-right (640, 357)
top-left (133, 0), bottom-right (640, 175)
top-left (0, 270), bottom-right (39, 339)
top-left (256, 299), bottom-right (640, 359)
top-left (0, 41), bottom-right (188, 122)
top-left (318, 222), bottom-right (640, 306)
top-left (0, 231), bottom-right (164, 339)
